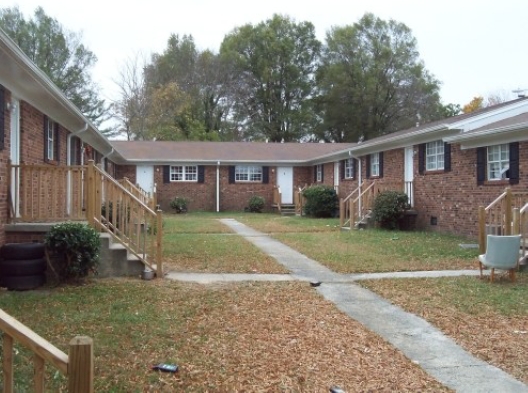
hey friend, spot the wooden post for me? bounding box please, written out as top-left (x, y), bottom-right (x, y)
top-left (478, 206), bottom-right (486, 254)
top-left (156, 209), bottom-right (163, 278)
top-left (68, 336), bottom-right (93, 393)
top-left (3, 334), bottom-right (14, 393)
top-left (504, 187), bottom-right (512, 235)
top-left (339, 199), bottom-right (344, 227)
top-left (513, 208), bottom-right (520, 235)
top-left (350, 199), bottom-right (355, 229)
top-left (34, 354), bottom-right (45, 393)
top-left (85, 161), bottom-right (95, 228)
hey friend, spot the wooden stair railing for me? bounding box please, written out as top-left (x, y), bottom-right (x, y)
top-left (294, 185), bottom-right (308, 216)
top-left (0, 309), bottom-right (93, 392)
top-left (118, 178), bottom-right (157, 211)
top-left (86, 162), bottom-right (163, 277)
top-left (340, 180), bottom-right (406, 229)
top-left (273, 186), bottom-right (282, 214)
top-left (478, 187), bottom-right (528, 253)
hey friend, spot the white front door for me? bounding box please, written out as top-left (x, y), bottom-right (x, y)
top-left (277, 167), bottom-right (293, 204)
top-left (404, 146), bottom-right (414, 207)
top-left (136, 165), bottom-right (154, 194)
top-left (10, 98), bottom-right (20, 217)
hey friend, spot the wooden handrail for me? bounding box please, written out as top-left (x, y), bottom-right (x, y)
top-left (89, 163), bottom-right (163, 276)
top-left (478, 187), bottom-right (528, 254)
top-left (0, 309), bottom-right (93, 392)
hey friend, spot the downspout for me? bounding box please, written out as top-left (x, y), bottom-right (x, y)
top-left (67, 123), bottom-right (88, 215)
top-left (216, 161), bottom-right (220, 212)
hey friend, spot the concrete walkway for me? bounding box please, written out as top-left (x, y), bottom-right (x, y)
top-left (167, 218), bottom-right (528, 392)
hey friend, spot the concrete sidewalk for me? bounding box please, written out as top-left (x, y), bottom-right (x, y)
top-left (167, 218), bottom-right (527, 392)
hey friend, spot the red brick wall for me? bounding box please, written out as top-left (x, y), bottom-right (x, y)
top-left (0, 89), bottom-right (11, 246)
top-left (414, 142), bottom-right (528, 239)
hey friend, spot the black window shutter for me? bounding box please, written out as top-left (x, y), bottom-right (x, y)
top-left (43, 115), bottom-right (49, 162)
top-left (509, 142), bottom-right (520, 185)
top-left (198, 165), bottom-right (205, 183)
top-left (0, 85), bottom-right (5, 150)
top-left (262, 166), bottom-right (269, 184)
top-left (341, 160), bottom-right (345, 180)
top-left (54, 123), bottom-right (60, 163)
top-left (418, 144), bottom-right (425, 174)
top-left (321, 165), bottom-right (324, 182)
top-left (379, 152), bottom-right (384, 178)
top-left (163, 165), bottom-right (170, 183)
top-left (476, 147), bottom-right (486, 185)
top-left (229, 166), bottom-right (235, 184)
top-left (366, 155), bottom-right (371, 178)
top-left (444, 143), bottom-right (451, 172)
top-left (352, 159), bottom-right (356, 179)
top-left (313, 166), bottom-right (317, 182)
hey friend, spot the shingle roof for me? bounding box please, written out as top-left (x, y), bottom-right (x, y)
top-left (110, 141), bottom-right (356, 164)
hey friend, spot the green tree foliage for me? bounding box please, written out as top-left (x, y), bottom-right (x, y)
top-left (315, 13), bottom-right (443, 142)
top-left (144, 35), bottom-right (225, 141)
top-left (0, 6), bottom-right (110, 131)
top-left (220, 14), bottom-right (321, 142)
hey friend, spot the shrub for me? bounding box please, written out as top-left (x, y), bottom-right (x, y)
top-left (372, 191), bottom-right (409, 229)
top-left (44, 222), bottom-right (100, 282)
top-left (248, 195), bottom-right (265, 213)
top-left (101, 201), bottom-right (130, 227)
top-left (303, 185), bottom-right (338, 218)
top-left (170, 197), bottom-right (189, 213)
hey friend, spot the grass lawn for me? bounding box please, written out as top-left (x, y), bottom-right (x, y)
top-left (361, 273), bottom-right (528, 384)
top-left (0, 280), bottom-right (449, 392)
top-left (1, 212), bottom-right (523, 390)
top-left (162, 212), bottom-right (478, 273)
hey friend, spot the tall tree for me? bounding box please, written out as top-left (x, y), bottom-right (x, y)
top-left (144, 35), bottom-right (227, 140)
top-left (0, 6), bottom-right (110, 130)
top-left (112, 52), bottom-right (150, 140)
top-left (462, 96), bottom-right (484, 113)
top-left (220, 14), bottom-right (321, 142)
top-left (315, 13), bottom-right (443, 142)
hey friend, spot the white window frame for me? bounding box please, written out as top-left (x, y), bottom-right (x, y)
top-left (344, 158), bottom-right (354, 179)
top-left (370, 153), bottom-right (380, 177)
top-left (487, 144), bottom-right (509, 181)
top-left (46, 118), bottom-right (55, 161)
top-left (170, 165), bottom-right (198, 182)
top-left (316, 164), bottom-right (323, 182)
top-left (426, 140), bottom-right (444, 171)
top-left (235, 165), bottom-right (262, 182)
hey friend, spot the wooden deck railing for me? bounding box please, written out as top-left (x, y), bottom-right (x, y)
top-left (0, 309), bottom-right (93, 392)
top-left (8, 163), bottom-right (87, 222)
top-left (86, 163), bottom-right (163, 276)
top-left (339, 180), bottom-right (406, 228)
top-left (478, 187), bottom-right (528, 253)
top-left (8, 161), bottom-right (163, 277)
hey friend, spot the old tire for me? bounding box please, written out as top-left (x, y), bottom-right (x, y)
top-left (0, 243), bottom-right (45, 260)
top-left (0, 274), bottom-right (45, 290)
top-left (0, 258), bottom-right (47, 276)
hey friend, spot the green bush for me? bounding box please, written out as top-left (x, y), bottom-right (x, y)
top-left (372, 191), bottom-right (409, 229)
top-left (248, 195), bottom-right (265, 213)
top-left (170, 197), bottom-right (189, 213)
top-left (303, 185), bottom-right (338, 218)
top-left (44, 222), bottom-right (100, 282)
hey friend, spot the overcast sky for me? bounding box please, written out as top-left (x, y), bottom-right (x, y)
top-left (7, 0), bottom-right (528, 107)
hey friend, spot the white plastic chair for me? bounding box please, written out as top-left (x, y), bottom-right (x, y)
top-left (478, 235), bottom-right (521, 282)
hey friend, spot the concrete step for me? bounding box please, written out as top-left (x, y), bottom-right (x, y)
top-left (98, 233), bottom-right (144, 278)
